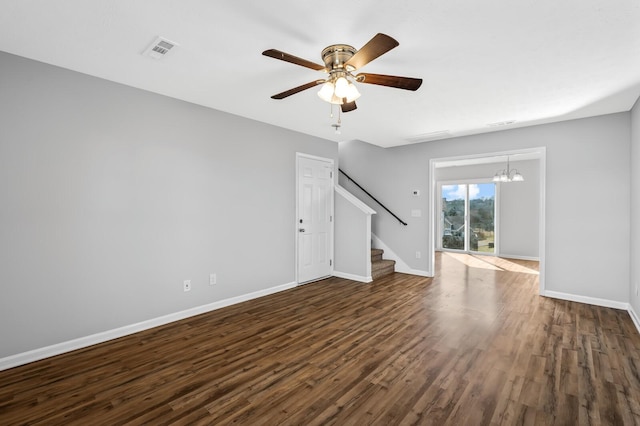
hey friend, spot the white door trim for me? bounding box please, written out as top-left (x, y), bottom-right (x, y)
top-left (295, 153), bottom-right (335, 285)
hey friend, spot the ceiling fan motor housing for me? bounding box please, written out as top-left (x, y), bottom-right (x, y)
top-left (321, 44), bottom-right (356, 73)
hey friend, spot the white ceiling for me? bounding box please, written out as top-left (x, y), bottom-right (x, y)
top-left (1, 1), bottom-right (639, 148)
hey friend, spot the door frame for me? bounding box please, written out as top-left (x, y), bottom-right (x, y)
top-left (295, 152), bottom-right (335, 285)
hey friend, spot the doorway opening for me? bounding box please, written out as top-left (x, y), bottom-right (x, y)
top-left (428, 147), bottom-right (546, 294)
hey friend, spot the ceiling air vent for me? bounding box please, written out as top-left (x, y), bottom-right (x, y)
top-left (486, 120), bottom-right (516, 127)
top-left (405, 130), bottom-right (452, 143)
top-left (143, 37), bottom-right (178, 60)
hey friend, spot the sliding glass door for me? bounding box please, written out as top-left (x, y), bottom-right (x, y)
top-left (440, 182), bottom-right (496, 254)
top-left (441, 184), bottom-right (466, 250)
top-left (469, 183), bottom-right (495, 253)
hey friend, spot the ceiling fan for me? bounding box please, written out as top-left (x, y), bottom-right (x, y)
top-left (262, 33), bottom-right (422, 113)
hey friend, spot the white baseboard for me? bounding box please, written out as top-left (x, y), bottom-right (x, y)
top-left (0, 281), bottom-right (297, 372)
top-left (333, 271), bottom-right (372, 283)
top-left (543, 290), bottom-right (628, 310)
top-left (498, 254), bottom-right (540, 261)
top-left (400, 269), bottom-right (433, 277)
top-left (629, 305), bottom-right (640, 336)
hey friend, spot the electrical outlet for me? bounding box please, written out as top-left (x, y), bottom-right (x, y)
top-left (416, 251), bottom-right (421, 259)
top-left (183, 280), bottom-right (191, 292)
top-left (210, 273), bottom-right (217, 286)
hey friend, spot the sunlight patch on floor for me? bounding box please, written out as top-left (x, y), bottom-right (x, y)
top-left (444, 252), bottom-right (539, 275)
top-left (444, 252), bottom-right (501, 270)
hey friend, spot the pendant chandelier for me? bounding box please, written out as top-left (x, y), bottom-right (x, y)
top-left (493, 156), bottom-right (524, 182)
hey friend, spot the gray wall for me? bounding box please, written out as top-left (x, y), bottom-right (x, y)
top-left (631, 99), bottom-right (640, 316)
top-left (435, 160), bottom-right (540, 258)
top-left (0, 51), bottom-right (338, 358)
top-left (340, 112), bottom-right (631, 303)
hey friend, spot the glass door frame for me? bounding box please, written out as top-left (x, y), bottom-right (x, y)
top-left (437, 178), bottom-right (500, 255)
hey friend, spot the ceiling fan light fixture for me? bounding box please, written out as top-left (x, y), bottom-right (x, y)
top-left (329, 93), bottom-right (344, 105)
top-left (317, 78), bottom-right (360, 104)
top-left (317, 82), bottom-right (335, 102)
top-left (334, 77), bottom-right (349, 98)
top-left (345, 83), bottom-right (361, 102)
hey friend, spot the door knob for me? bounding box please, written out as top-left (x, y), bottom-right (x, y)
top-left (299, 228), bottom-right (306, 232)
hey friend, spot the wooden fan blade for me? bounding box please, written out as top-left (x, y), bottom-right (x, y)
top-left (345, 33), bottom-right (399, 70)
top-left (262, 49), bottom-right (325, 71)
top-left (341, 100), bottom-right (357, 113)
top-left (355, 73), bottom-right (423, 91)
top-left (271, 80), bottom-right (325, 99)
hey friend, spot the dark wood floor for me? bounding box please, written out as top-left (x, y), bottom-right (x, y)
top-left (1, 253), bottom-right (640, 425)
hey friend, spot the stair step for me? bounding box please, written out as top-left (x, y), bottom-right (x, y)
top-left (372, 259), bottom-right (396, 280)
top-left (372, 259), bottom-right (395, 271)
top-left (370, 248), bottom-right (395, 280)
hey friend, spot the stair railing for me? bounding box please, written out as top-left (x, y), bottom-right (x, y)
top-left (339, 169), bottom-right (408, 226)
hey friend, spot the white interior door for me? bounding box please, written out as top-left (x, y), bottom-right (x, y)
top-left (297, 155), bottom-right (333, 284)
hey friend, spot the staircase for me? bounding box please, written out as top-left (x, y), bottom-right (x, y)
top-left (371, 248), bottom-right (395, 280)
